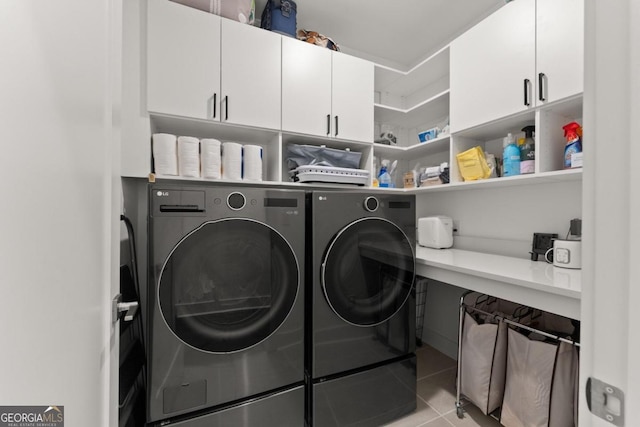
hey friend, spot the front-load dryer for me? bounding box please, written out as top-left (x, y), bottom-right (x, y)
top-left (144, 183), bottom-right (305, 426)
top-left (307, 191), bottom-right (417, 426)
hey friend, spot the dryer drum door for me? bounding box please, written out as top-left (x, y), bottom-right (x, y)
top-left (322, 217), bottom-right (416, 326)
top-left (158, 218), bottom-right (299, 353)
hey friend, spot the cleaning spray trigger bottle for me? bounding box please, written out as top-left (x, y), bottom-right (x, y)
top-left (502, 133), bottom-right (520, 177)
top-left (378, 159), bottom-right (392, 188)
top-left (520, 125), bottom-right (535, 174)
top-left (562, 122), bottom-right (583, 169)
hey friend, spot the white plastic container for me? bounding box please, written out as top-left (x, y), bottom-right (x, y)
top-left (418, 216), bottom-right (453, 249)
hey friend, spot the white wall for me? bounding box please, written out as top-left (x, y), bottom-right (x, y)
top-left (0, 2), bottom-right (120, 426)
top-left (122, 0), bottom-right (152, 177)
top-left (417, 180), bottom-right (582, 258)
top-left (420, 280), bottom-right (467, 360)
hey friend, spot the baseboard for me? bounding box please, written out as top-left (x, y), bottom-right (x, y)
top-left (421, 329), bottom-right (458, 360)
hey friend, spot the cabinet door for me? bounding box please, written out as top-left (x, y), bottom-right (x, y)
top-left (450, 0), bottom-right (536, 133)
top-left (221, 20), bottom-right (281, 129)
top-left (147, 0), bottom-right (221, 120)
top-left (281, 38), bottom-right (332, 137)
top-left (331, 52), bottom-right (374, 142)
top-left (536, 0), bottom-right (584, 104)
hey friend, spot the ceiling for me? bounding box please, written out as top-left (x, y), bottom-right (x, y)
top-left (254, 0), bottom-right (506, 70)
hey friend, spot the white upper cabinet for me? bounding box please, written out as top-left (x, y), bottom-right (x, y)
top-left (450, 0), bottom-right (584, 133)
top-left (147, 0), bottom-right (221, 120)
top-left (220, 20), bottom-right (281, 129)
top-left (450, 0), bottom-right (536, 133)
top-left (535, 0), bottom-right (584, 105)
top-left (281, 40), bottom-right (374, 143)
top-left (332, 52), bottom-right (374, 143)
top-left (147, 0), bottom-right (281, 129)
top-left (281, 37), bottom-right (333, 137)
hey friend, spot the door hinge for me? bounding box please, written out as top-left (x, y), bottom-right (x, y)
top-left (112, 293), bottom-right (139, 324)
top-left (586, 377), bottom-right (624, 426)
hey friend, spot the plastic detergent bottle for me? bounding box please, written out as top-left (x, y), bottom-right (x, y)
top-left (562, 122), bottom-right (583, 169)
top-left (378, 160), bottom-right (392, 188)
top-left (502, 133), bottom-right (521, 177)
top-left (519, 125), bottom-right (535, 174)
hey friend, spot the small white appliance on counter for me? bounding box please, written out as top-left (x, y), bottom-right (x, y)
top-left (418, 216), bottom-right (453, 249)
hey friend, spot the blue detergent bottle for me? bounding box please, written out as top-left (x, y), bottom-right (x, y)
top-left (378, 160), bottom-right (392, 187)
top-left (502, 133), bottom-right (521, 177)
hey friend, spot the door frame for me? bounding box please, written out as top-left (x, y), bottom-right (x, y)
top-left (580, 0), bottom-right (640, 424)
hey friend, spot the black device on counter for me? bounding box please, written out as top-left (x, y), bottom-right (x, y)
top-left (530, 232), bottom-right (558, 261)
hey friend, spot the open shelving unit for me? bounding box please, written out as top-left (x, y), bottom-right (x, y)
top-left (449, 94), bottom-right (583, 184)
top-left (372, 46), bottom-right (453, 188)
top-left (149, 89), bottom-right (583, 193)
top-left (150, 112), bottom-right (377, 188)
top-left (374, 46), bottom-right (451, 148)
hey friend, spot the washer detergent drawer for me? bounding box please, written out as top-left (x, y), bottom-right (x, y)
top-left (163, 380), bottom-right (207, 414)
top-left (167, 386), bottom-right (304, 427)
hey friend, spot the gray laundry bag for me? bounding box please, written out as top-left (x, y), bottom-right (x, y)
top-left (501, 329), bottom-right (578, 427)
top-left (459, 294), bottom-right (521, 415)
top-left (460, 312), bottom-right (508, 415)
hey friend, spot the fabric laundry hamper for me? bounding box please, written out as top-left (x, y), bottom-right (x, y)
top-left (500, 329), bottom-right (579, 427)
top-left (459, 293), bottom-right (522, 415)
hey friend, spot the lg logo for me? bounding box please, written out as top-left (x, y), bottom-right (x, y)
top-left (318, 196), bottom-right (327, 201)
top-left (156, 191), bottom-right (169, 197)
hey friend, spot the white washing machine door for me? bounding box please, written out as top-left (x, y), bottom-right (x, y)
top-left (321, 217), bottom-right (416, 327)
top-left (158, 218), bottom-right (299, 353)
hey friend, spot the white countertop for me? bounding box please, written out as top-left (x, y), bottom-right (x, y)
top-left (415, 247), bottom-right (581, 319)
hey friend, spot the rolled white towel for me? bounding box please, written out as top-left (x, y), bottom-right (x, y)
top-left (152, 133), bottom-right (178, 176)
top-left (222, 142), bottom-right (243, 180)
top-left (201, 138), bottom-right (221, 179)
top-left (243, 144), bottom-right (263, 181)
top-left (177, 136), bottom-right (200, 177)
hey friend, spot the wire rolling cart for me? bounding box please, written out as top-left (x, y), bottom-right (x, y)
top-left (455, 291), bottom-right (580, 426)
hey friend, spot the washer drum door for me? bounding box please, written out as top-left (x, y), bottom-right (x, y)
top-left (321, 217), bottom-right (416, 327)
top-left (158, 218), bottom-right (299, 353)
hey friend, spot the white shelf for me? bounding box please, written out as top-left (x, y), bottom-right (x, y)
top-left (451, 109), bottom-right (536, 141)
top-left (281, 131), bottom-right (373, 151)
top-left (374, 46), bottom-right (449, 97)
top-left (373, 135), bottom-right (450, 159)
top-left (414, 168), bottom-right (582, 193)
top-left (452, 93), bottom-right (583, 141)
top-left (152, 175), bottom-right (281, 186)
top-left (415, 247), bottom-right (580, 319)
top-left (374, 90), bottom-right (450, 129)
top-left (152, 175), bottom-right (379, 190)
top-left (150, 113), bottom-right (280, 141)
top-left (538, 94), bottom-right (583, 119)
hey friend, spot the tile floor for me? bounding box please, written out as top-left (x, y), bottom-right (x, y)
top-left (384, 345), bottom-right (502, 427)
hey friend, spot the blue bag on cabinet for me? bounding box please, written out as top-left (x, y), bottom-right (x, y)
top-left (261, 0), bottom-right (297, 37)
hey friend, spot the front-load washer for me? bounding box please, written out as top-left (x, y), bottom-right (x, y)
top-left (142, 183), bottom-right (305, 426)
top-left (307, 191), bottom-right (417, 426)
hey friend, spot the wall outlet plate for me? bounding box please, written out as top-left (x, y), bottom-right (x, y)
top-left (531, 232), bottom-right (558, 261)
